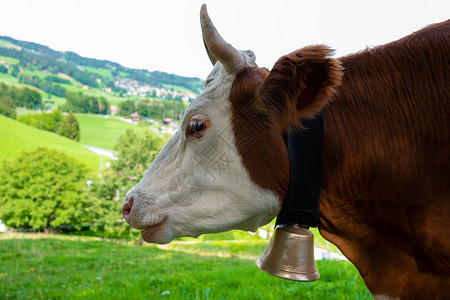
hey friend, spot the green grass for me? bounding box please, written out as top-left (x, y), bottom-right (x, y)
top-left (0, 55), bottom-right (19, 65)
top-left (162, 83), bottom-right (195, 95)
top-left (19, 69), bottom-right (51, 80)
top-left (0, 72), bottom-right (19, 84)
top-left (0, 115), bottom-right (100, 171)
top-left (0, 233), bottom-right (371, 299)
top-left (76, 114), bottom-right (162, 150)
top-left (59, 82), bottom-right (126, 103)
top-left (82, 66), bottom-right (113, 79)
top-left (118, 71), bottom-right (130, 77)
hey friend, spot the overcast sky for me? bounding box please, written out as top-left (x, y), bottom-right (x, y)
top-left (1, 0), bottom-right (448, 79)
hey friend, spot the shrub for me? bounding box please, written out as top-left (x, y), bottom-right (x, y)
top-left (59, 111), bottom-right (80, 141)
top-left (0, 97), bottom-right (16, 118)
top-left (17, 109), bottom-right (76, 139)
top-left (0, 148), bottom-right (99, 230)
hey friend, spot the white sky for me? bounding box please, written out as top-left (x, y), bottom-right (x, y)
top-left (1, 0), bottom-right (448, 79)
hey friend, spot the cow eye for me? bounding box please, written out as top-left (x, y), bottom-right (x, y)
top-left (187, 120), bottom-right (206, 135)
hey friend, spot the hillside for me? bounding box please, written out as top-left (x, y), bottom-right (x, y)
top-left (76, 114), bottom-right (163, 150)
top-left (0, 115), bottom-right (100, 171)
top-left (0, 35), bottom-right (203, 104)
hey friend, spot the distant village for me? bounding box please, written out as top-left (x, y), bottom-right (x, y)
top-left (113, 77), bottom-right (197, 101)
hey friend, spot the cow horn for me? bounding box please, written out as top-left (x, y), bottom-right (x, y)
top-left (200, 4), bottom-right (244, 73)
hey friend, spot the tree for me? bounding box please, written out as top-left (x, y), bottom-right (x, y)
top-left (59, 112), bottom-right (80, 141)
top-left (50, 109), bottom-right (64, 133)
top-left (0, 148), bottom-right (98, 230)
top-left (119, 100), bottom-right (135, 116)
top-left (98, 97), bottom-right (110, 114)
top-left (62, 92), bottom-right (110, 114)
top-left (92, 129), bottom-right (164, 238)
top-left (0, 96), bottom-right (16, 118)
top-left (0, 82), bottom-right (42, 109)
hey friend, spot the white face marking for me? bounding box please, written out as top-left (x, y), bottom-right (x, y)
top-left (124, 51), bottom-right (281, 244)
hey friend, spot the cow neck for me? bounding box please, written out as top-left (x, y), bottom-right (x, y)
top-left (276, 111), bottom-right (324, 228)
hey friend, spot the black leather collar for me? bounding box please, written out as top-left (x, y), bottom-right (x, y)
top-left (276, 111), bottom-right (324, 228)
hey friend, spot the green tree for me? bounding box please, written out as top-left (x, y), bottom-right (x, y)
top-left (99, 97), bottom-right (110, 114)
top-left (0, 148), bottom-right (98, 230)
top-left (62, 92), bottom-right (109, 114)
top-left (16, 87), bottom-right (42, 109)
top-left (119, 99), bottom-right (135, 116)
top-left (112, 129), bottom-right (164, 192)
top-left (137, 100), bottom-right (150, 118)
top-left (50, 108), bottom-right (64, 133)
top-left (59, 112), bottom-right (80, 141)
top-left (0, 96), bottom-right (16, 118)
top-left (92, 129), bottom-right (164, 238)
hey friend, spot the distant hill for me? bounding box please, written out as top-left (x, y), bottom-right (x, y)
top-left (0, 115), bottom-right (100, 171)
top-left (0, 35), bottom-right (204, 95)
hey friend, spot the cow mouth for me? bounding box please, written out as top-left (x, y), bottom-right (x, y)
top-left (141, 216), bottom-right (168, 242)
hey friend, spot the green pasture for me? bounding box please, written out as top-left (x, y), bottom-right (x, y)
top-left (19, 69), bottom-right (51, 80)
top-left (118, 71), bottom-right (130, 77)
top-left (0, 233), bottom-right (371, 299)
top-left (0, 115), bottom-right (100, 171)
top-left (59, 82), bottom-right (126, 104)
top-left (162, 83), bottom-right (195, 95)
top-left (0, 55), bottom-right (19, 65)
top-left (82, 66), bottom-right (113, 79)
top-left (76, 114), bottom-right (162, 150)
top-left (0, 72), bottom-right (19, 84)
top-left (45, 95), bottom-right (67, 108)
top-left (107, 95), bottom-right (144, 106)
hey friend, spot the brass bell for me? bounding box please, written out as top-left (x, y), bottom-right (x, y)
top-left (256, 224), bottom-right (320, 281)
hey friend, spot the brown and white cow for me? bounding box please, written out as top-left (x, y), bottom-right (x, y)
top-left (122, 5), bottom-right (449, 299)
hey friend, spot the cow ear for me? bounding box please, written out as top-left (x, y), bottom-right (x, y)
top-left (260, 45), bottom-right (343, 131)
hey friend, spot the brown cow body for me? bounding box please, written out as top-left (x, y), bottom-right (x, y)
top-left (319, 21), bottom-right (450, 298)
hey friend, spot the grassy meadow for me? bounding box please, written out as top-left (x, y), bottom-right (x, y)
top-left (0, 55), bottom-right (19, 65)
top-left (76, 114), bottom-right (162, 150)
top-left (0, 115), bottom-right (100, 171)
top-left (81, 66), bottom-right (114, 79)
top-left (0, 113), bottom-right (163, 176)
top-left (0, 233), bottom-right (371, 299)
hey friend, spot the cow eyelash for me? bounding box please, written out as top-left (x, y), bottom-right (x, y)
top-left (187, 120), bottom-right (206, 135)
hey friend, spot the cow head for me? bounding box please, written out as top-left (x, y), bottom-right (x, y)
top-left (122, 4), bottom-right (342, 244)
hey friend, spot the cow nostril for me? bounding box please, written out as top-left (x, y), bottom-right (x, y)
top-left (122, 197), bottom-right (134, 221)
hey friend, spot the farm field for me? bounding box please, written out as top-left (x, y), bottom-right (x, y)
top-left (81, 66), bottom-right (114, 79)
top-left (76, 114), bottom-right (164, 150)
top-left (0, 72), bottom-right (19, 84)
top-left (0, 55), bottom-right (19, 65)
top-left (0, 115), bottom-right (100, 171)
top-left (0, 233), bottom-right (371, 299)
top-left (60, 82), bottom-right (125, 103)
